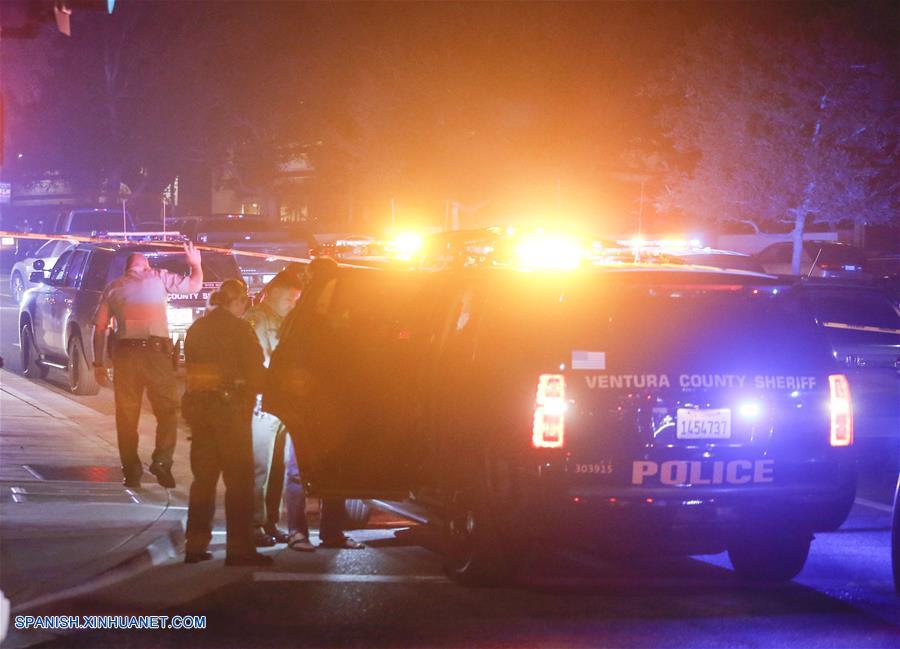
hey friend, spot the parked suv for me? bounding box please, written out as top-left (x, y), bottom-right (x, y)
top-left (51, 208), bottom-right (136, 236)
top-left (174, 215), bottom-right (312, 293)
top-left (266, 263), bottom-right (856, 585)
top-left (18, 241), bottom-right (242, 395)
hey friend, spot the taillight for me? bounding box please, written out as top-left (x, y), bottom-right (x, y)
top-left (533, 374), bottom-right (566, 449)
top-left (828, 374), bottom-right (853, 447)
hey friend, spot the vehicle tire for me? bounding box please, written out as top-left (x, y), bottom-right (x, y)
top-left (344, 499), bottom-right (372, 529)
top-left (20, 323), bottom-right (48, 380)
top-left (11, 272), bottom-right (25, 304)
top-left (727, 529), bottom-right (812, 582)
top-left (442, 488), bottom-right (515, 587)
top-left (67, 335), bottom-right (100, 396)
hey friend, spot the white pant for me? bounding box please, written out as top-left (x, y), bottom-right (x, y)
top-left (251, 409), bottom-right (283, 526)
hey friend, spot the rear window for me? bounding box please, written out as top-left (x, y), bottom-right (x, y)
top-left (233, 245), bottom-right (310, 272)
top-left (324, 269), bottom-right (425, 334)
top-left (804, 289), bottom-right (900, 330)
top-left (199, 219), bottom-right (280, 233)
top-left (67, 211), bottom-right (132, 234)
top-left (479, 271), bottom-right (828, 373)
top-left (804, 243), bottom-right (866, 266)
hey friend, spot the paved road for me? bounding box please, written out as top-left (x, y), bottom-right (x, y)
top-left (13, 501), bottom-right (900, 648)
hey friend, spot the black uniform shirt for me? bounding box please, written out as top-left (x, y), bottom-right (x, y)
top-left (184, 306), bottom-right (266, 397)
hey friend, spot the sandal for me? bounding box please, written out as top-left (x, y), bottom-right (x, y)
top-left (287, 532), bottom-right (316, 552)
top-left (319, 535), bottom-right (365, 550)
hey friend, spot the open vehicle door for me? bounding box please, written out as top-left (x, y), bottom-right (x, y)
top-left (267, 267), bottom-right (429, 499)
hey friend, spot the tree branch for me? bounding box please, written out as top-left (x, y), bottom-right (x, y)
top-left (738, 219), bottom-right (761, 234)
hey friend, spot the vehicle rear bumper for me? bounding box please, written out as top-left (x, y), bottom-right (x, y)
top-left (515, 470), bottom-right (856, 556)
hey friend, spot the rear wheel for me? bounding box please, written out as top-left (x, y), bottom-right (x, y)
top-left (11, 272), bottom-right (25, 304)
top-left (344, 499), bottom-right (372, 529)
top-left (21, 324), bottom-right (48, 379)
top-left (442, 488), bottom-right (515, 587)
top-left (728, 529), bottom-right (812, 582)
top-left (67, 335), bottom-right (100, 396)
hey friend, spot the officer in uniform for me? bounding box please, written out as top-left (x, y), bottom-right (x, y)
top-left (244, 272), bottom-right (303, 546)
top-left (182, 279), bottom-right (271, 566)
top-left (92, 242), bottom-right (203, 489)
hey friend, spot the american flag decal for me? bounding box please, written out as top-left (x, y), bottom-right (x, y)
top-left (572, 350), bottom-right (606, 371)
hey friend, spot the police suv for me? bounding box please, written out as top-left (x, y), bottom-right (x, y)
top-left (19, 240), bottom-right (241, 395)
top-left (266, 255), bottom-right (856, 586)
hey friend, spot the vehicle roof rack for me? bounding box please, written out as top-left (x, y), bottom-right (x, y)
top-left (96, 231), bottom-right (185, 241)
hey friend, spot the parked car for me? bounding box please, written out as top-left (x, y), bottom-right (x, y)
top-left (756, 240), bottom-right (871, 281)
top-left (868, 254), bottom-right (900, 304)
top-left (174, 215), bottom-right (312, 293)
top-left (266, 262), bottom-right (856, 585)
top-left (19, 241), bottom-right (242, 395)
top-left (50, 208), bottom-right (136, 236)
top-left (9, 239), bottom-right (74, 303)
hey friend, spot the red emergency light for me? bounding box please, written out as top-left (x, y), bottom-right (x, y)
top-left (532, 374), bottom-right (566, 449)
top-left (828, 374), bottom-right (853, 447)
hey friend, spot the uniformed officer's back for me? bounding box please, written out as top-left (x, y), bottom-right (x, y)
top-left (185, 305), bottom-right (265, 397)
top-left (182, 279), bottom-right (272, 567)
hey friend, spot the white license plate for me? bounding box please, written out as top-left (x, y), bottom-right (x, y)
top-left (676, 408), bottom-right (731, 439)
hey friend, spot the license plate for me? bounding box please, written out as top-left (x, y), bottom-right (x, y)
top-left (676, 408), bottom-right (731, 439)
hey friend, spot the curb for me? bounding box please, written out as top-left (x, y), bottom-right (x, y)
top-left (10, 511), bottom-right (186, 617)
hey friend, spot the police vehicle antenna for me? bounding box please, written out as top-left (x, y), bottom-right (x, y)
top-left (638, 177), bottom-right (645, 240)
top-left (806, 245), bottom-right (823, 279)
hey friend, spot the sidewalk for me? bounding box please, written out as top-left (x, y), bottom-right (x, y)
top-left (0, 370), bottom-right (191, 617)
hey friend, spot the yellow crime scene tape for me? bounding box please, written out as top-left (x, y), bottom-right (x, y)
top-left (0, 231), bottom-right (383, 270)
top-left (822, 321), bottom-right (900, 336)
top-left (0, 230), bottom-right (311, 264)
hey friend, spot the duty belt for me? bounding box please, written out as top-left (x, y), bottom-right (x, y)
top-left (117, 336), bottom-right (174, 353)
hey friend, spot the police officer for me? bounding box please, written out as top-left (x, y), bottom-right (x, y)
top-left (182, 279), bottom-right (271, 566)
top-left (92, 242), bottom-right (203, 489)
top-left (245, 272), bottom-right (303, 546)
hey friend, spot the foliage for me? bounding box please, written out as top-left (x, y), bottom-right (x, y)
top-left (648, 9), bottom-right (897, 271)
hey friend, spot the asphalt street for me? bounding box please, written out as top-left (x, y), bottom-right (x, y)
top-left (12, 504), bottom-right (900, 648)
top-left (0, 284), bottom-right (897, 648)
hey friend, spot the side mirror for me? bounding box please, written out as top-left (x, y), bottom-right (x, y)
top-left (32, 259), bottom-right (45, 271)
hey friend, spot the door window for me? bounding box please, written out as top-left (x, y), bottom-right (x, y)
top-left (81, 251), bottom-right (115, 291)
top-left (64, 250), bottom-right (89, 287)
top-left (758, 243), bottom-right (792, 263)
top-left (48, 251), bottom-right (72, 284)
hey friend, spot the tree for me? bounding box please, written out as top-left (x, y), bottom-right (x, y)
top-left (2, 2), bottom-right (245, 210)
top-left (649, 11), bottom-right (897, 273)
